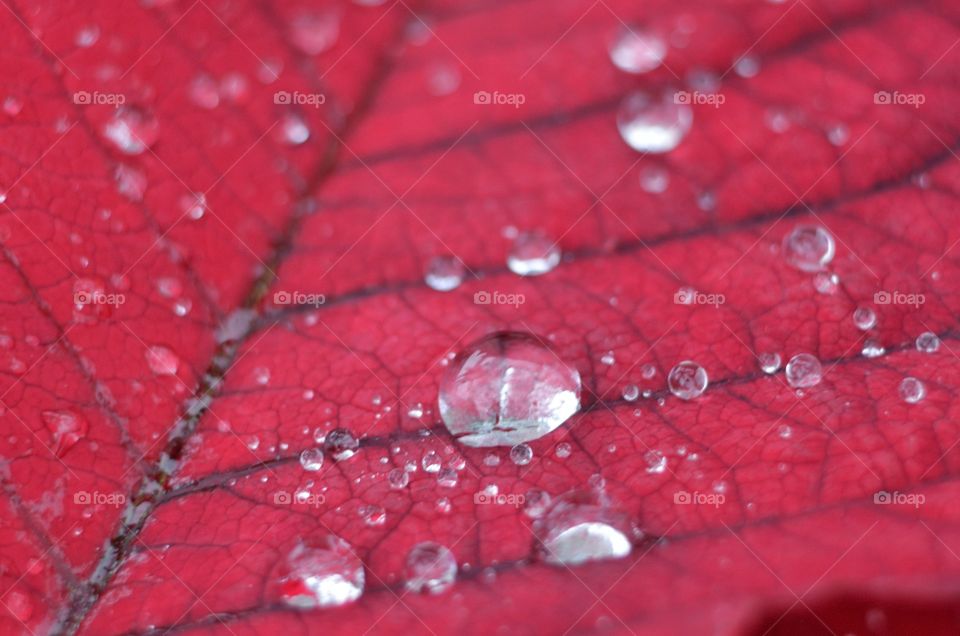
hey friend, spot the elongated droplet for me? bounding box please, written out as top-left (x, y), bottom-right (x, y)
top-left (278, 538), bottom-right (364, 609)
top-left (758, 352), bottom-right (781, 374)
top-left (424, 255), bottom-right (465, 291)
top-left (608, 26), bottom-right (666, 74)
top-left (617, 91), bottom-right (692, 153)
top-left (438, 332), bottom-right (581, 447)
top-left (535, 494), bottom-right (632, 566)
top-left (899, 377), bottom-right (925, 404)
top-left (507, 231), bottom-right (560, 276)
top-left (785, 353), bottom-right (822, 388)
top-left (667, 361), bottom-right (708, 400)
top-left (405, 542), bottom-right (457, 594)
top-left (782, 225), bottom-right (835, 272)
top-left (915, 332), bottom-right (940, 353)
top-left (102, 107), bottom-right (159, 155)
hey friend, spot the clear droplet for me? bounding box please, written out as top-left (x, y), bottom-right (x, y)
top-left (827, 123), bottom-right (849, 146)
top-left (555, 442), bottom-right (572, 459)
top-left (639, 165), bottom-right (669, 193)
top-left (145, 345), bottom-right (179, 376)
top-left (324, 428), bottom-right (359, 461)
top-left (507, 231), bottom-right (560, 276)
top-left (641, 363), bottom-right (657, 379)
top-left (424, 255), bottom-right (466, 291)
top-left (436, 467), bottom-right (458, 487)
top-left (278, 537), bottom-right (364, 609)
top-left (299, 447), bottom-right (324, 471)
top-left (438, 332), bottom-right (581, 446)
top-left (43, 410), bottom-right (88, 457)
top-left (733, 55), bottom-right (760, 78)
top-left (899, 377), bottom-right (925, 404)
top-left (608, 26), bottom-right (666, 74)
top-left (782, 225), bottom-right (835, 272)
top-left (600, 351), bottom-right (615, 366)
top-left (862, 339), bottom-right (885, 358)
top-left (388, 468), bottom-right (410, 489)
top-left (667, 361), bottom-right (708, 400)
top-left (535, 495), bottom-right (632, 566)
top-left (281, 113), bottom-right (310, 145)
top-left (915, 332), bottom-right (940, 353)
top-left (617, 90), bottom-right (693, 153)
top-left (813, 271), bottom-right (839, 295)
top-left (785, 353), bottom-right (822, 388)
top-left (853, 306), bottom-right (877, 331)
top-left (290, 10), bottom-right (340, 55)
top-left (758, 352), bottom-right (781, 374)
top-left (404, 542), bottom-right (457, 594)
top-left (644, 450), bottom-right (667, 474)
top-left (621, 384), bottom-right (640, 401)
top-left (102, 106), bottom-right (159, 155)
top-left (510, 443), bottom-right (533, 466)
top-left (422, 450), bottom-right (442, 473)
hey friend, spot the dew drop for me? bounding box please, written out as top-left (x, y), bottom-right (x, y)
top-left (608, 26), bottom-right (666, 74)
top-left (438, 332), bottom-right (581, 446)
top-left (639, 166), bottom-right (669, 193)
top-left (784, 353), bottom-right (822, 388)
top-left (299, 447), bottom-right (324, 472)
top-left (253, 366), bottom-right (271, 385)
top-left (179, 191), bottom-right (207, 220)
top-left (388, 468), bottom-right (409, 489)
top-left (280, 113), bottom-right (310, 145)
top-left (407, 404), bottom-right (424, 419)
top-left (426, 63), bottom-right (461, 96)
top-left (102, 106), bottom-right (159, 155)
top-left (188, 74), bottom-right (220, 109)
top-left (290, 10), bottom-right (340, 55)
top-left (2, 96), bottom-right (23, 117)
top-left (75, 25), bottom-right (100, 47)
top-left (145, 345), bottom-right (179, 376)
top-left (600, 351), bottom-right (616, 366)
top-left (758, 352), bottom-right (781, 374)
top-left (853, 306), bottom-right (877, 331)
top-left (862, 339), bottom-right (885, 358)
top-left (424, 255), bottom-right (466, 291)
top-left (435, 497), bottom-right (452, 514)
top-left (621, 384), bottom-right (640, 402)
top-left (916, 332), bottom-right (940, 353)
top-left (523, 489), bottom-right (552, 518)
top-left (641, 363), bottom-right (657, 379)
top-left (535, 495), bottom-right (632, 566)
top-left (483, 453), bottom-right (501, 467)
top-left (278, 538), bottom-right (364, 609)
top-left (42, 410), bottom-right (88, 457)
top-left (555, 442), bottom-right (572, 459)
top-left (644, 450), bottom-right (667, 474)
top-left (899, 377), bottom-right (925, 404)
top-left (827, 123), bottom-right (849, 146)
top-left (813, 271), bottom-right (839, 295)
top-left (782, 225), bottom-right (835, 272)
top-left (422, 450), bottom-right (442, 473)
top-left (617, 90), bottom-right (693, 153)
top-left (324, 428), bottom-right (358, 461)
top-left (510, 443), bottom-right (533, 466)
top-left (733, 55), bottom-right (760, 78)
top-left (114, 165), bottom-right (147, 202)
top-left (359, 504), bottom-right (386, 526)
top-left (667, 361), bottom-right (708, 400)
top-left (405, 542), bottom-right (457, 594)
top-left (507, 231), bottom-right (560, 276)
top-left (436, 467), bottom-right (458, 487)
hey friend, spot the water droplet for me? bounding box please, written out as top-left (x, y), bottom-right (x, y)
top-left (102, 106), bottom-right (159, 155)
top-left (424, 255), bottom-right (466, 291)
top-left (188, 74), bottom-right (220, 109)
top-left (145, 345), bottom-right (179, 376)
top-left (407, 404), bottom-right (424, 419)
top-left (555, 442), bottom-right (572, 459)
top-left (280, 114), bottom-right (310, 145)
top-left (483, 453), bottom-right (500, 466)
top-left (114, 164), bottom-right (147, 202)
top-left (641, 363), bottom-right (657, 379)
top-left (426, 63), bottom-right (461, 96)
top-left (535, 495), bottom-right (632, 566)
top-left (278, 538), bottom-right (364, 609)
top-left (435, 497), bottom-right (452, 514)
top-left (639, 165), bottom-right (669, 193)
top-left (778, 424), bottom-right (792, 439)
top-left (644, 450), bottom-right (667, 474)
top-left (179, 192), bottom-right (207, 220)
top-left (785, 353), bottom-right (822, 388)
top-left (733, 55), bottom-right (760, 78)
top-left (782, 225), bottom-right (835, 272)
top-left (422, 451), bottom-right (442, 473)
top-left (758, 352), bottom-right (781, 374)
top-left (324, 428), bottom-right (358, 461)
top-left (2, 96), bottom-right (22, 117)
top-left (600, 351), bottom-right (616, 366)
top-left (75, 25), bottom-right (100, 48)
top-left (621, 384), bottom-right (640, 401)
top-left (667, 361), bottom-right (708, 400)
top-left (827, 123), bottom-right (849, 146)
top-left (507, 231), bottom-right (560, 276)
top-left (404, 542), bottom-right (457, 594)
top-left (388, 468), bottom-right (409, 489)
top-left (608, 26), bottom-right (666, 74)
top-left (290, 10), bottom-right (340, 55)
top-left (523, 489), bottom-right (552, 518)
top-left (813, 271), bottom-right (839, 295)
top-left (359, 504), bottom-right (386, 526)
top-left (436, 467), bottom-right (458, 487)
top-left (510, 443), bottom-right (533, 466)
top-left (253, 366), bottom-right (271, 385)
top-left (617, 90), bottom-right (693, 153)
top-left (853, 306), bottom-right (877, 331)
top-left (862, 339), bottom-right (885, 358)
top-left (916, 332), bottom-right (940, 353)
top-left (43, 410), bottom-right (88, 457)
top-left (438, 332), bottom-right (581, 446)
top-left (299, 448), bottom-right (324, 471)
top-left (899, 377), bottom-right (925, 404)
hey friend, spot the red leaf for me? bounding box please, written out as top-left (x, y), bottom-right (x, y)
top-left (1, 0), bottom-right (958, 634)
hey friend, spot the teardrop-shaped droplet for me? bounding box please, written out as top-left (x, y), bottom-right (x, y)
top-left (324, 428), bottom-right (358, 461)
top-left (785, 353), bottom-right (822, 388)
top-left (535, 494), bottom-right (632, 566)
top-left (278, 537), bottom-right (364, 609)
top-left (145, 345), bottom-right (179, 376)
top-left (617, 90), bottom-right (692, 153)
top-left (438, 331), bottom-right (581, 447)
top-left (424, 255), bottom-right (466, 291)
top-left (299, 447), bottom-right (324, 471)
top-left (782, 225), bottom-right (835, 272)
top-left (608, 26), bottom-right (666, 74)
top-left (404, 542), bottom-right (457, 594)
top-left (899, 377), bottom-right (925, 404)
top-left (507, 231), bottom-right (560, 276)
top-left (102, 106), bottom-right (159, 155)
top-left (667, 361), bottom-right (708, 400)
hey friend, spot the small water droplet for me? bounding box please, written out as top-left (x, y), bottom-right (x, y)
top-left (422, 450), bottom-right (442, 473)
top-left (827, 123), bottom-right (849, 146)
top-left (600, 351), bottom-right (615, 366)
top-left (778, 424), bottom-right (792, 439)
top-left (324, 428), bottom-right (358, 461)
top-left (438, 332), bottom-right (581, 447)
top-left (75, 25), bottom-right (100, 48)
top-left (253, 366), bottom-right (271, 385)
top-left (608, 26), bottom-right (666, 74)
top-left (813, 271), bottom-right (839, 295)
top-left (621, 384), bottom-right (640, 402)
top-left (507, 231), bottom-right (561, 276)
top-left (426, 63), bottom-right (461, 96)
top-left (290, 10), bottom-right (340, 55)
top-left (785, 353), bottom-right (822, 388)
top-left (733, 55), bottom-right (760, 78)
top-left (535, 495), bottom-right (632, 566)
top-left (435, 497), bottom-right (452, 514)
top-left (617, 90), bottom-right (693, 153)
top-left (424, 255), bottom-right (465, 291)
top-left (359, 504), bottom-right (386, 526)
top-left (639, 165), bottom-right (669, 193)
top-left (278, 537), bottom-right (364, 609)
top-left (404, 542), bottom-right (457, 594)
top-left (436, 467), bottom-right (458, 487)
top-left (102, 107), bottom-right (159, 155)
top-left (862, 339), bottom-right (885, 358)
top-left (641, 363), bottom-right (657, 379)
top-left (188, 74), bottom-right (220, 109)
top-left (644, 450), bottom-right (667, 474)
top-left (758, 352), bottom-right (781, 374)
top-left (114, 164), bottom-right (147, 202)
top-left (299, 447), bottom-right (324, 471)
top-left (782, 225), bottom-right (835, 272)
top-left (510, 443), bottom-right (533, 466)
top-left (483, 453), bottom-right (501, 466)
top-left (915, 332), bottom-right (940, 353)
top-left (388, 468), bottom-right (409, 489)
top-left (852, 306), bottom-right (877, 331)
top-left (2, 96), bottom-right (23, 117)
top-left (523, 489), bottom-right (552, 518)
top-left (280, 113), bottom-right (310, 145)
top-left (179, 191), bottom-right (207, 220)
top-left (555, 442), bottom-right (572, 459)
top-left (899, 377), bottom-right (925, 404)
top-left (145, 345), bottom-right (179, 376)
top-left (667, 361), bottom-right (708, 400)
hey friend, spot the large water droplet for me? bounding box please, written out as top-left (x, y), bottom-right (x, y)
top-left (608, 26), bottom-right (666, 74)
top-left (145, 345), bottom-right (179, 376)
top-left (785, 353), bottom-right (822, 388)
top-left (899, 377), bottom-right (925, 404)
top-left (324, 428), bottom-right (359, 461)
top-left (299, 447), bottom-right (324, 471)
top-left (535, 494), bottom-right (632, 566)
top-left (782, 225), bottom-right (835, 272)
top-left (916, 332), bottom-right (940, 353)
top-left (102, 107), bottom-right (159, 155)
top-left (667, 361), bottom-right (708, 400)
top-left (507, 231), bottom-right (560, 276)
top-left (404, 542), bottom-right (457, 594)
top-left (424, 255), bottom-right (466, 291)
top-left (278, 538), bottom-right (364, 609)
top-left (438, 332), bottom-right (581, 447)
top-left (617, 90), bottom-right (692, 153)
